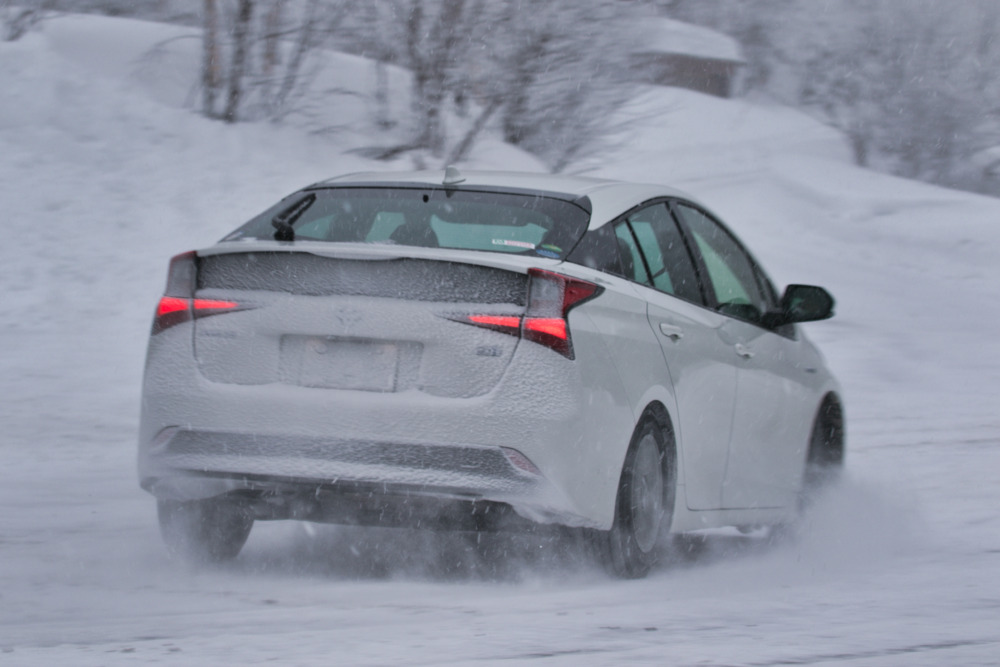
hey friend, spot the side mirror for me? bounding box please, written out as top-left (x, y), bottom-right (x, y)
top-left (777, 284), bottom-right (835, 324)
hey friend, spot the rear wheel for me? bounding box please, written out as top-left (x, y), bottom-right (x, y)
top-left (593, 418), bottom-right (675, 579)
top-left (157, 497), bottom-right (254, 563)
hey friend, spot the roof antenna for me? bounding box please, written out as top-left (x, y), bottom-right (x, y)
top-left (443, 165), bottom-right (465, 186)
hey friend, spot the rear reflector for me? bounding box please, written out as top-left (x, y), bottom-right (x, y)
top-left (501, 447), bottom-right (542, 476)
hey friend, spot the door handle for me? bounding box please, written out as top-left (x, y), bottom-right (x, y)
top-left (735, 343), bottom-right (755, 359)
top-left (659, 322), bottom-right (685, 342)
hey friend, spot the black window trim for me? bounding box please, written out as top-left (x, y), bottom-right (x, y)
top-left (565, 222), bottom-right (626, 277)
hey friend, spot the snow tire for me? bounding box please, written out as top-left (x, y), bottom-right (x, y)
top-left (593, 417), bottom-right (675, 579)
top-left (157, 497), bottom-right (254, 563)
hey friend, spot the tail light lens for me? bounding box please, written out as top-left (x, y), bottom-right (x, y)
top-left (151, 251), bottom-right (240, 334)
top-left (449, 269), bottom-right (601, 359)
top-left (164, 250), bottom-right (197, 297)
top-left (523, 268), bottom-right (600, 359)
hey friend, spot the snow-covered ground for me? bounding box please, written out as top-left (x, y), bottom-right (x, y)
top-left (2, 15), bottom-right (999, 665)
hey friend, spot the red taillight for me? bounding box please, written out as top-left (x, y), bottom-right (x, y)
top-left (524, 317), bottom-right (567, 340)
top-left (152, 297), bottom-right (241, 335)
top-left (193, 299), bottom-right (240, 313)
top-left (450, 269), bottom-right (601, 359)
top-left (156, 296), bottom-right (189, 317)
top-left (152, 297), bottom-right (192, 335)
top-left (466, 314), bottom-right (523, 336)
top-left (151, 251), bottom-right (241, 334)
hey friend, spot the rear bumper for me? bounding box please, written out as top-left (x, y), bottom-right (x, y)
top-left (140, 427), bottom-right (588, 528)
top-left (144, 427), bottom-right (539, 496)
top-left (139, 312), bottom-right (638, 530)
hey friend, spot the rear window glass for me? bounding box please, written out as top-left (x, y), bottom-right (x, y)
top-left (223, 187), bottom-right (591, 260)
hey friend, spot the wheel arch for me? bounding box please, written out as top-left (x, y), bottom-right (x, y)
top-left (640, 401), bottom-right (676, 457)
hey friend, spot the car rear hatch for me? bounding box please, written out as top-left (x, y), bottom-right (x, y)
top-left (192, 249), bottom-right (530, 398)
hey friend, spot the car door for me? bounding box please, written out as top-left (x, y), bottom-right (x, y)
top-left (671, 203), bottom-right (812, 509)
top-left (616, 202), bottom-right (737, 511)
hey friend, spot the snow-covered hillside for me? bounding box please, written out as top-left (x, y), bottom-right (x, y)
top-left (2, 14), bottom-right (999, 665)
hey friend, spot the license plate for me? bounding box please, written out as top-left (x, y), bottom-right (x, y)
top-left (283, 336), bottom-right (398, 392)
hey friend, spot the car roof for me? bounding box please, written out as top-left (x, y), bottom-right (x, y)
top-left (316, 169), bottom-right (698, 229)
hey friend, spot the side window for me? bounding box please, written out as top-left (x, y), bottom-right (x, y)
top-left (673, 203), bottom-right (768, 322)
top-left (566, 225), bottom-right (624, 276)
top-left (614, 222), bottom-right (650, 284)
top-left (365, 212), bottom-right (406, 241)
top-left (294, 216), bottom-right (332, 240)
top-left (622, 203), bottom-right (703, 304)
top-left (629, 219), bottom-right (670, 291)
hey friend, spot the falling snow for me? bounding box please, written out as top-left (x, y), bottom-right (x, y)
top-left (1, 13), bottom-right (999, 666)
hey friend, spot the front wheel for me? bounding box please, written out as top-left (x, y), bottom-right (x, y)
top-left (800, 395), bottom-right (845, 506)
top-left (157, 497), bottom-right (254, 563)
top-left (592, 418), bottom-right (675, 579)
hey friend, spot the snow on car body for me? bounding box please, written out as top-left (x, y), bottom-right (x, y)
top-left (138, 169), bottom-right (843, 577)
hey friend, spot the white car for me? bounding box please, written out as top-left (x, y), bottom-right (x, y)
top-left (138, 169), bottom-right (843, 577)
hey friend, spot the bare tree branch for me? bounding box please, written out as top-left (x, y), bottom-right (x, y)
top-left (224, 0), bottom-right (254, 123)
top-left (201, 0), bottom-right (221, 117)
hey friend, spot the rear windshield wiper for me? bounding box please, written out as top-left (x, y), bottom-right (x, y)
top-left (271, 193), bottom-right (316, 242)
